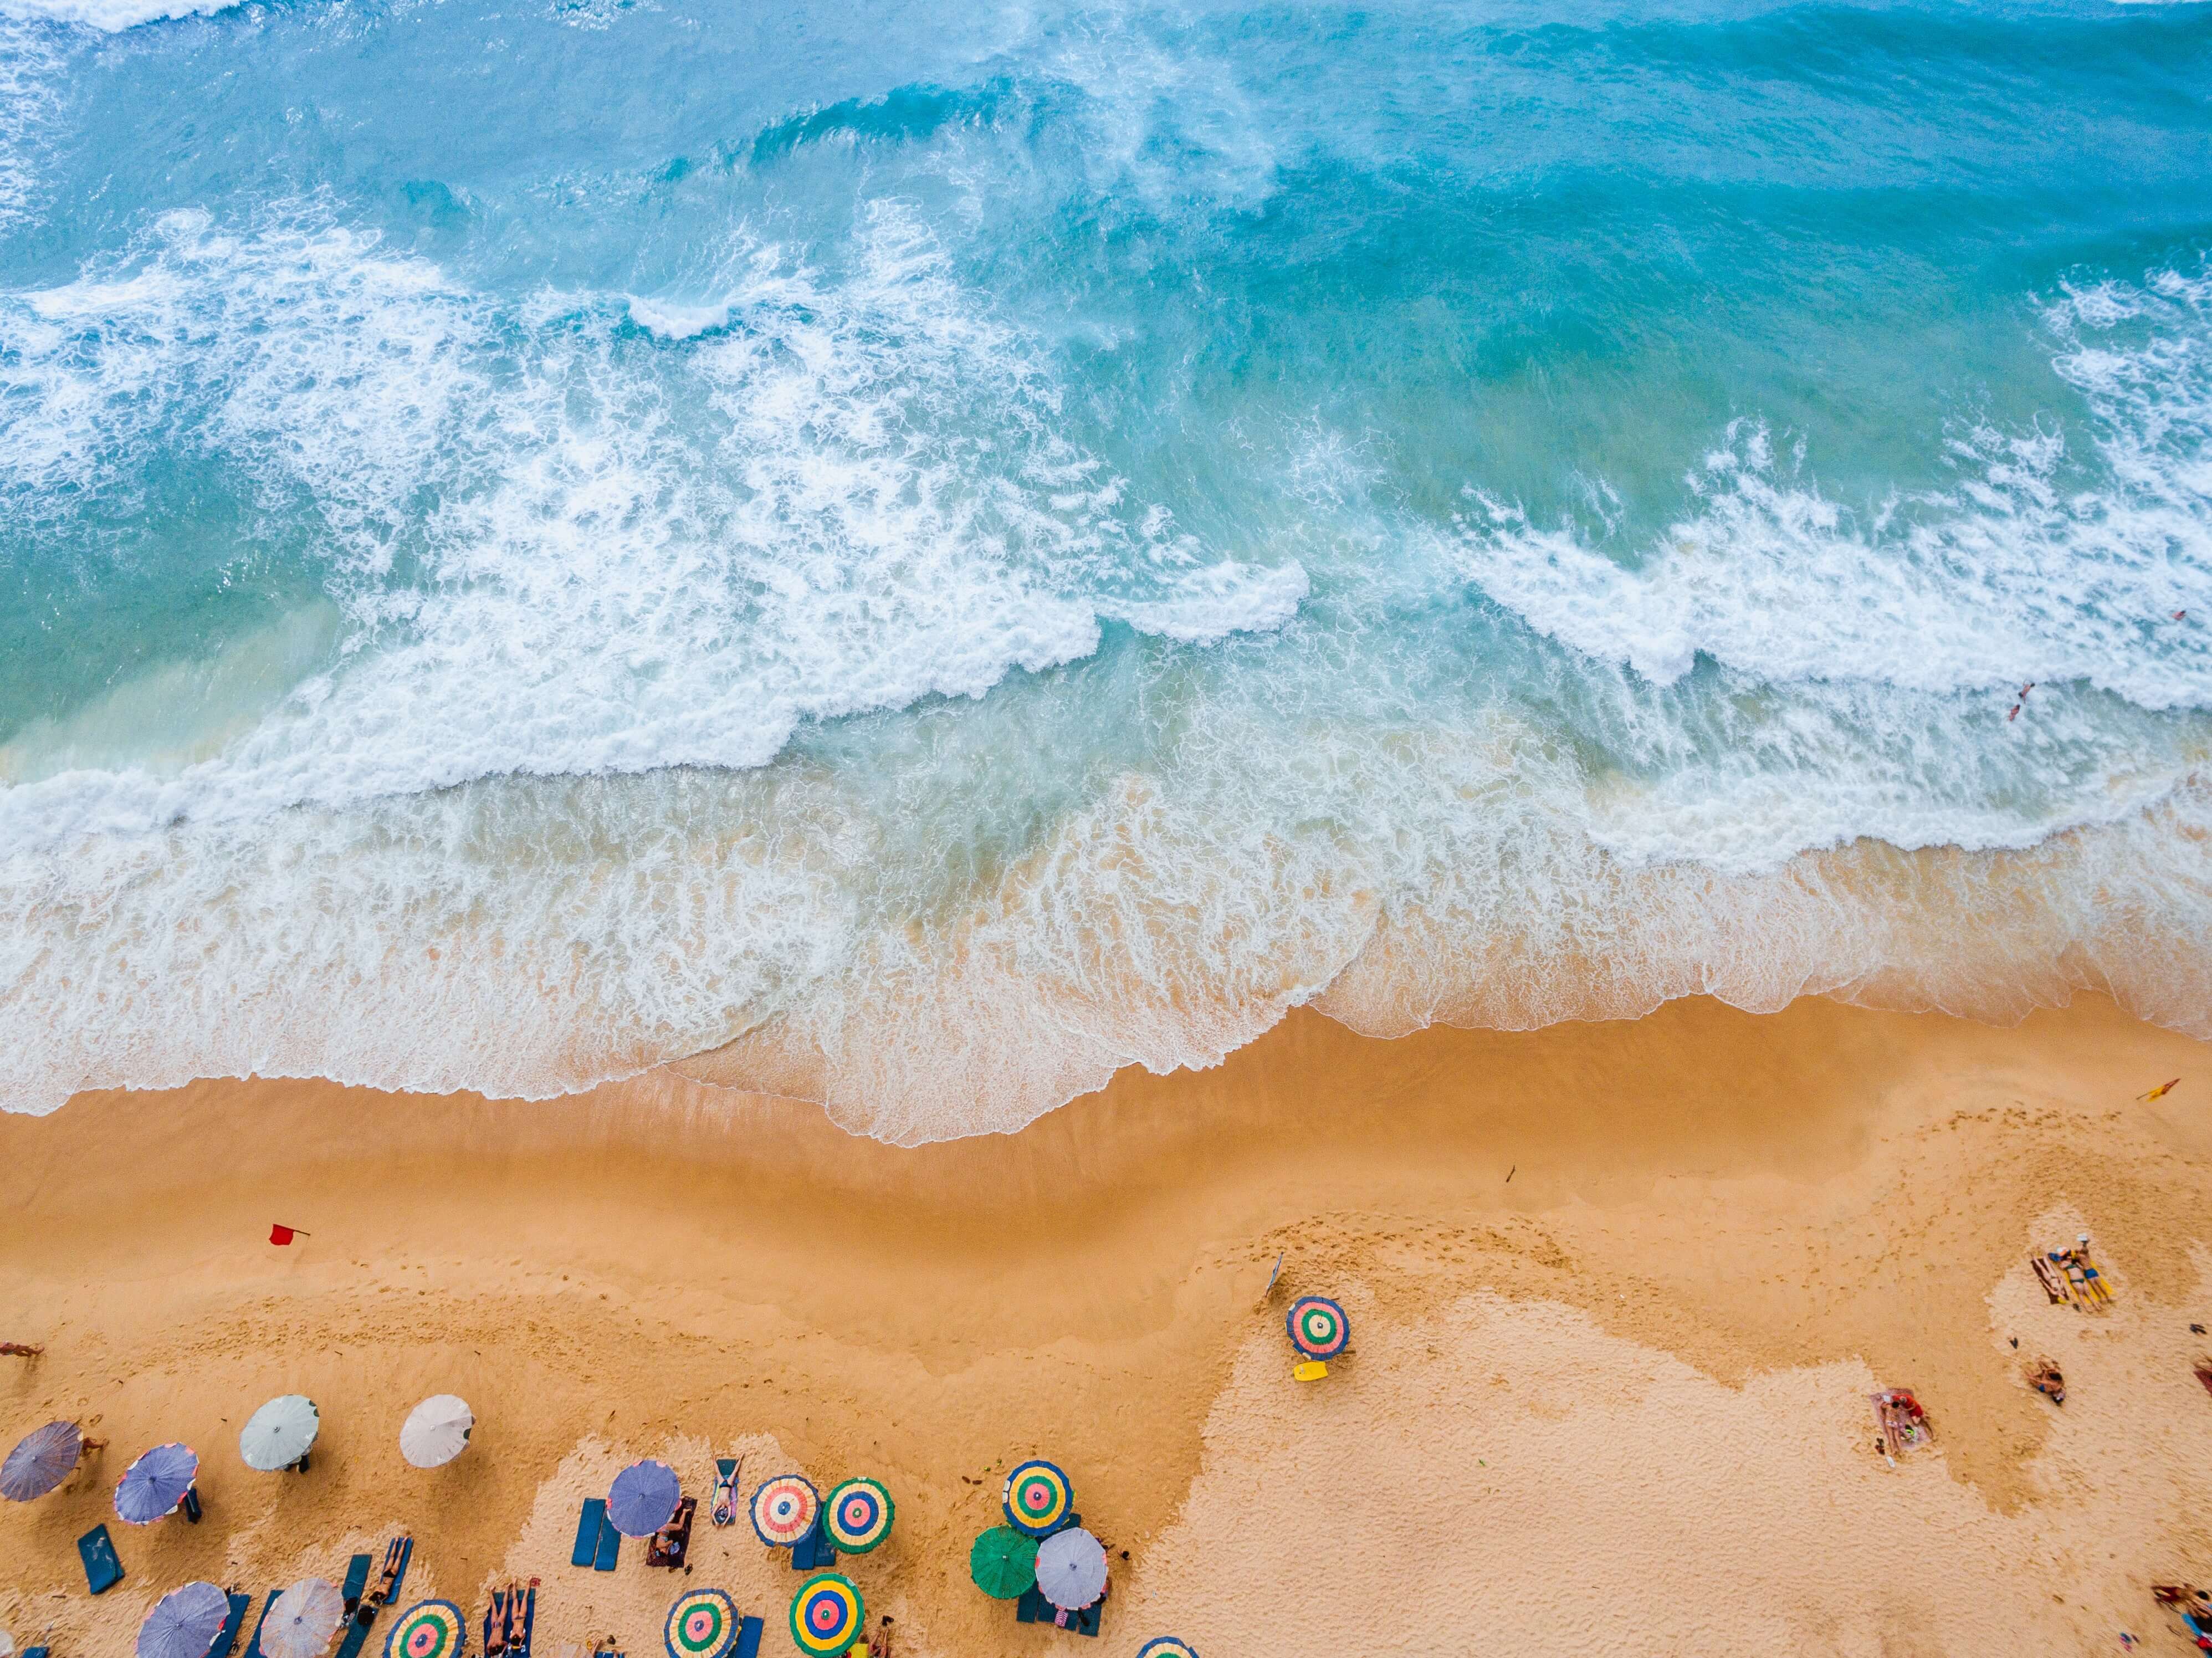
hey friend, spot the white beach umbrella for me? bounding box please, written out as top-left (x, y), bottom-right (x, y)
top-left (1035, 1527), bottom-right (1108, 1611)
top-left (262, 1579), bottom-right (344, 1658)
top-left (399, 1395), bottom-right (473, 1468)
top-left (240, 1396), bottom-right (321, 1472)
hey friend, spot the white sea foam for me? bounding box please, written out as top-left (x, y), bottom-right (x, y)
top-left (1453, 269), bottom-right (2212, 711)
top-left (0, 0), bottom-right (237, 30)
top-left (0, 201), bottom-right (1308, 847)
top-left (4, 224), bottom-right (2211, 1136)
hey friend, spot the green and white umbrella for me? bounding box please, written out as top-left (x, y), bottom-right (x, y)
top-left (240, 1396), bottom-right (321, 1472)
top-left (398, 1396), bottom-right (473, 1469)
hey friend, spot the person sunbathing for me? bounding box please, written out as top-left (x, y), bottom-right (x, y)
top-left (357, 1537), bottom-right (409, 1622)
top-left (484, 1590), bottom-right (512, 1657)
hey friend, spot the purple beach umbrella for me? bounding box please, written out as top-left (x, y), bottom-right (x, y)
top-left (608, 1458), bottom-right (683, 1537)
top-left (116, 1441), bottom-right (199, 1524)
top-left (138, 1581), bottom-right (231, 1658)
top-left (2, 1420), bottom-right (84, 1501)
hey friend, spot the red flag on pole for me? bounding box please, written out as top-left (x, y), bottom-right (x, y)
top-left (269, 1224), bottom-right (304, 1245)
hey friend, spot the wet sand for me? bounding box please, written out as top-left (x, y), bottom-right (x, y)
top-left (4, 994), bottom-right (2212, 1655)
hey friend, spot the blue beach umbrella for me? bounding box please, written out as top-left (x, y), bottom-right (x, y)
top-left (609, 1458), bottom-right (683, 1537)
top-left (2, 1420), bottom-right (85, 1501)
top-left (138, 1581), bottom-right (231, 1658)
top-left (116, 1441), bottom-right (199, 1524)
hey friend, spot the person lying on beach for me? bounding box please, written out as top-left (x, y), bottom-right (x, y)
top-left (356, 1537), bottom-right (410, 1622)
top-left (0, 1341), bottom-right (43, 1357)
top-left (484, 1589), bottom-right (512, 1656)
top-left (868, 1616), bottom-right (893, 1658)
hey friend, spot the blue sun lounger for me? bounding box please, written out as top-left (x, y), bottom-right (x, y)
top-left (790, 1519), bottom-right (838, 1571)
top-left (572, 1497), bottom-right (608, 1567)
top-left (330, 1554), bottom-right (375, 1658)
top-left (330, 1537), bottom-right (412, 1658)
top-left (733, 1616), bottom-right (764, 1658)
top-left (242, 1589), bottom-right (284, 1658)
top-left (211, 1590), bottom-right (253, 1658)
top-left (1015, 1587), bottom-right (1102, 1637)
top-left (78, 1523), bottom-right (124, 1594)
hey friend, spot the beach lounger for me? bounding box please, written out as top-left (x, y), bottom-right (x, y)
top-left (211, 1591), bottom-right (253, 1658)
top-left (358, 1536), bottom-right (413, 1623)
top-left (512, 1585), bottom-right (536, 1658)
top-left (1013, 1587), bottom-right (1102, 1635)
top-left (790, 1518), bottom-right (837, 1571)
top-left (330, 1554), bottom-right (376, 1658)
top-left (572, 1498), bottom-right (608, 1567)
top-left (711, 1457), bottom-right (740, 1528)
top-left (22, 1647), bottom-right (48, 1658)
top-left (243, 1589), bottom-right (284, 1658)
top-left (647, 1497), bottom-right (697, 1569)
top-left (77, 1523), bottom-right (123, 1594)
top-left (733, 1617), bottom-right (763, 1658)
top-left (595, 1505), bottom-right (621, 1571)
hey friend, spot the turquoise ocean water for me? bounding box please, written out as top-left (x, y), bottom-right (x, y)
top-left (1, 0), bottom-right (2208, 1138)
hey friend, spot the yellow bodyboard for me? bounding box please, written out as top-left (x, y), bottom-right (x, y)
top-left (1294, 1360), bottom-right (1330, 1382)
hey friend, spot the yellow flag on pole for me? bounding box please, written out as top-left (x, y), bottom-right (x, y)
top-left (2140, 1078), bottom-right (2182, 1102)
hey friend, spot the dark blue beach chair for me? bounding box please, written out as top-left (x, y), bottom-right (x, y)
top-left (790, 1518), bottom-right (838, 1571)
top-left (77, 1523), bottom-right (123, 1594)
top-left (212, 1590), bottom-right (252, 1658)
top-left (572, 1498), bottom-right (607, 1567)
top-left (243, 1589), bottom-right (284, 1658)
top-left (733, 1616), bottom-right (764, 1658)
top-left (1016, 1586), bottom-right (1101, 1637)
top-left (332, 1537), bottom-right (411, 1658)
top-left (594, 1505), bottom-right (621, 1571)
top-left (330, 1554), bottom-right (375, 1658)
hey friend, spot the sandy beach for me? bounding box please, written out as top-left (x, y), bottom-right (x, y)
top-left (5, 994), bottom-right (2212, 1656)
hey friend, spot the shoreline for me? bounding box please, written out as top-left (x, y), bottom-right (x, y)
top-left (4, 994), bottom-right (2212, 1652)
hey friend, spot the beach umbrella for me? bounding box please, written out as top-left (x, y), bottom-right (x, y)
top-left (1136, 1641), bottom-right (1199, 1658)
top-left (663, 1588), bottom-right (739, 1658)
top-left (137, 1582), bottom-right (229, 1658)
top-left (1035, 1526), bottom-right (1107, 1611)
top-left (968, 1527), bottom-right (1039, 1600)
top-left (788, 1574), bottom-right (863, 1658)
top-left (750, 1473), bottom-right (820, 1549)
top-left (1001, 1459), bottom-right (1072, 1537)
top-left (609, 1459), bottom-right (683, 1537)
top-left (398, 1396), bottom-right (473, 1469)
top-left (1286, 1296), bottom-right (1349, 1360)
top-left (382, 1600), bottom-right (465, 1658)
top-left (116, 1442), bottom-right (199, 1525)
top-left (2, 1421), bottom-right (84, 1501)
top-left (822, 1477), bottom-right (894, 1554)
top-left (262, 1578), bottom-right (344, 1658)
top-left (240, 1396), bottom-right (321, 1472)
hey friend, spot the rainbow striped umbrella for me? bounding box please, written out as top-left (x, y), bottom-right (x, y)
top-left (1137, 1641), bottom-right (1199, 1658)
top-left (383, 1600), bottom-right (465, 1658)
top-left (1001, 1459), bottom-right (1071, 1537)
top-left (750, 1473), bottom-right (821, 1549)
top-left (788, 1574), bottom-right (863, 1657)
top-left (116, 1441), bottom-right (198, 1525)
top-left (822, 1477), bottom-right (894, 1554)
top-left (663, 1588), bottom-right (739, 1658)
top-left (1286, 1296), bottom-right (1349, 1359)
